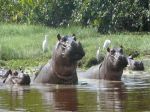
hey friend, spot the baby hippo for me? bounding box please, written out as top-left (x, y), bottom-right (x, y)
top-left (127, 51), bottom-right (144, 71)
top-left (2, 69), bottom-right (30, 85)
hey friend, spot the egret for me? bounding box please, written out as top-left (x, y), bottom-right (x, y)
top-left (96, 39), bottom-right (111, 62)
top-left (96, 46), bottom-right (100, 62)
top-left (103, 39), bottom-right (111, 49)
top-left (42, 35), bottom-right (48, 52)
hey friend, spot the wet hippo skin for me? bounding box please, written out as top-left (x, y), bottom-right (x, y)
top-left (81, 47), bottom-right (128, 81)
top-left (0, 69), bottom-right (30, 85)
top-left (34, 34), bottom-right (85, 84)
top-left (127, 51), bottom-right (144, 71)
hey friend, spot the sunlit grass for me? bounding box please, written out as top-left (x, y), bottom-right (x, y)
top-left (0, 23), bottom-right (150, 68)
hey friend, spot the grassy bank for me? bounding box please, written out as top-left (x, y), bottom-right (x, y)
top-left (0, 24), bottom-right (150, 69)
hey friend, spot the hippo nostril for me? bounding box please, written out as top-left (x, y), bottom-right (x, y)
top-left (118, 55), bottom-right (128, 66)
top-left (118, 55), bottom-right (125, 60)
top-left (118, 55), bottom-right (123, 61)
top-left (71, 41), bottom-right (82, 47)
top-left (71, 41), bottom-right (77, 47)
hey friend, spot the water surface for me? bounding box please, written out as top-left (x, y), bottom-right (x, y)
top-left (0, 70), bottom-right (150, 112)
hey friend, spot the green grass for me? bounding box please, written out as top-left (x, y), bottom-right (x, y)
top-left (0, 23), bottom-right (150, 69)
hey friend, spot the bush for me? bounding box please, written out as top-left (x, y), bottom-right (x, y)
top-left (0, 0), bottom-right (149, 33)
top-left (0, 0), bottom-right (76, 26)
top-left (78, 0), bottom-right (150, 33)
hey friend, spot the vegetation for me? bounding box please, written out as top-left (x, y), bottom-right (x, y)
top-left (0, 1), bottom-right (149, 69)
top-left (0, 0), bottom-right (149, 33)
top-left (0, 24), bottom-right (150, 69)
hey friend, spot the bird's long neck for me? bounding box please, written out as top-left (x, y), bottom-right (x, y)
top-left (45, 36), bottom-right (47, 40)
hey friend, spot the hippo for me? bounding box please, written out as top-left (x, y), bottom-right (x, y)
top-left (127, 51), bottom-right (144, 70)
top-left (128, 60), bottom-right (144, 70)
top-left (0, 69), bottom-right (30, 85)
top-left (33, 34), bottom-right (85, 84)
top-left (80, 46), bottom-right (128, 81)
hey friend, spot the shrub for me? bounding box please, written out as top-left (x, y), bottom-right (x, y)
top-left (0, 0), bottom-right (149, 33)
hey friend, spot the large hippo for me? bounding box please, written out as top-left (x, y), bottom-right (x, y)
top-left (81, 46), bottom-right (128, 81)
top-left (0, 69), bottom-right (30, 85)
top-left (33, 34), bottom-right (85, 84)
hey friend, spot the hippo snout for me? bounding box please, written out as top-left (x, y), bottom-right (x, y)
top-left (71, 41), bottom-right (81, 48)
top-left (118, 55), bottom-right (128, 67)
top-left (70, 41), bottom-right (85, 60)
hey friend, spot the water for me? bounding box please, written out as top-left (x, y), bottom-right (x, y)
top-left (0, 71), bottom-right (150, 112)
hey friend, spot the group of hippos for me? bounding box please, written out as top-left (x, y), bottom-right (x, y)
top-left (0, 34), bottom-right (144, 85)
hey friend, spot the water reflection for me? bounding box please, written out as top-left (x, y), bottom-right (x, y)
top-left (77, 80), bottom-right (127, 112)
top-left (53, 88), bottom-right (78, 111)
top-left (96, 81), bottom-right (126, 112)
top-left (0, 84), bottom-right (78, 112)
top-left (0, 73), bottom-right (150, 112)
top-left (39, 85), bottom-right (78, 112)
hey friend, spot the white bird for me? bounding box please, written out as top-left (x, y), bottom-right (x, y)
top-left (42, 35), bottom-right (48, 52)
top-left (103, 39), bottom-right (111, 49)
top-left (96, 39), bottom-right (111, 62)
top-left (96, 46), bottom-right (100, 62)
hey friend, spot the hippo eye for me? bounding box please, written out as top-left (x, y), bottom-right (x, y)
top-left (62, 37), bottom-right (67, 42)
top-left (110, 49), bottom-right (116, 54)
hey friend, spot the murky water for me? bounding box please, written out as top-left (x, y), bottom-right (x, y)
top-left (0, 71), bottom-right (150, 112)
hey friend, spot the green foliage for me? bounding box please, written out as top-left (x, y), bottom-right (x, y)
top-left (0, 0), bottom-right (149, 32)
top-left (0, 0), bottom-right (76, 26)
top-left (77, 0), bottom-right (150, 33)
top-left (0, 60), bottom-right (6, 66)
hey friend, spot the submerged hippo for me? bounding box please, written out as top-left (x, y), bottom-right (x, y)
top-left (127, 51), bottom-right (144, 70)
top-left (128, 59), bottom-right (144, 70)
top-left (0, 69), bottom-right (30, 85)
top-left (33, 34), bottom-right (85, 84)
top-left (81, 46), bottom-right (128, 81)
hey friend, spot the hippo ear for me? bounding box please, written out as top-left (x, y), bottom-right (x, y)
top-left (57, 34), bottom-right (61, 41)
top-left (107, 47), bottom-right (110, 52)
top-left (72, 33), bottom-right (75, 36)
top-left (72, 34), bottom-right (76, 41)
top-left (120, 45), bottom-right (123, 49)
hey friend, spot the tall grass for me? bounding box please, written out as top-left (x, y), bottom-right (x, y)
top-left (0, 24), bottom-right (53, 60)
top-left (0, 23), bottom-right (150, 68)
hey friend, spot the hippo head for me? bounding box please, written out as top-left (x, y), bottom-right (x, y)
top-left (106, 46), bottom-right (128, 71)
top-left (17, 73), bottom-right (31, 85)
top-left (54, 34), bottom-right (85, 62)
top-left (133, 61), bottom-right (144, 70)
top-left (128, 60), bottom-right (145, 71)
top-left (3, 70), bottom-right (31, 85)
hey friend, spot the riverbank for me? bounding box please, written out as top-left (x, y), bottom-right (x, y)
top-left (0, 24), bottom-right (150, 69)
